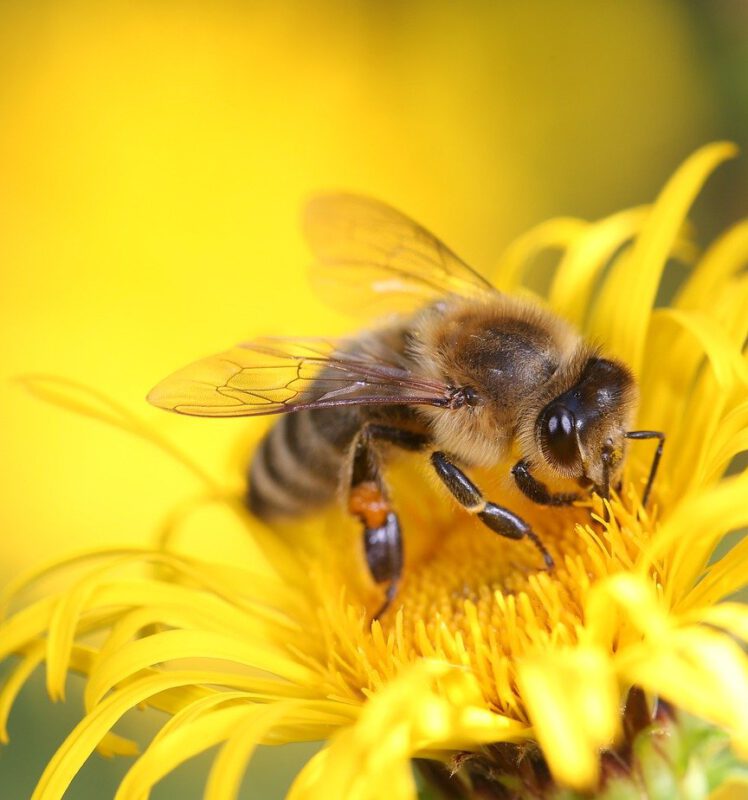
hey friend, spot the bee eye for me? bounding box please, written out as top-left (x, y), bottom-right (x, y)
top-left (540, 405), bottom-right (579, 467)
top-left (463, 387), bottom-right (480, 406)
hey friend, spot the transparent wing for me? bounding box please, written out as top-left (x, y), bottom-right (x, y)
top-left (304, 193), bottom-right (497, 316)
top-left (147, 337), bottom-right (454, 417)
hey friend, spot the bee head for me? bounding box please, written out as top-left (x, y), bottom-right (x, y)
top-left (536, 357), bottom-right (637, 493)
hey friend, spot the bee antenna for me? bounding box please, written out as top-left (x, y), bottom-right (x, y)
top-left (624, 430), bottom-right (666, 508)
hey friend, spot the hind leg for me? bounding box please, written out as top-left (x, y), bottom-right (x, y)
top-left (349, 425), bottom-right (432, 616)
top-left (362, 512), bottom-right (402, 617)
top-left (348, 431), bottom-right (403, 617)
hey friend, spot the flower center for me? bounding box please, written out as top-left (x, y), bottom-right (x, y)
top-left (307, 474), bottom-right (652, 717)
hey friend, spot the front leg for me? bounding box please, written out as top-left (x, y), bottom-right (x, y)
top-left (511, 459), bottom-right (579, 506)
top-left (431, 452), bottom-right (554, 569)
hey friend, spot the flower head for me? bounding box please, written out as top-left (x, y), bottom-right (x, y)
top-left (2, 143), bottom-right (748, 799)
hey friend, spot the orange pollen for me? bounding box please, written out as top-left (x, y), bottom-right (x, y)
top-left (348, 481), bottom-right (390, 528)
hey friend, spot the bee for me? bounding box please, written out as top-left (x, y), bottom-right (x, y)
top-left (148, 194), bottom-right (664, 614)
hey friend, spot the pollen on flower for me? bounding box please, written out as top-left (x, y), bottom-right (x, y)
top-left (308, 481), bottom-right (654, 718)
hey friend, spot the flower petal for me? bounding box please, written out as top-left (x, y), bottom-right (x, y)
top-left (676, 218), bottom-right (748, 312)
top-left (516, 645), bottom-right (619, 790)
top-left (492, 217), bottom-right (588, 291)
top-left (288, 660), bottom-right (528, 800)
top-left (616, 628), bottom-right (748, 755)
top-left (31, 672), bottom-right (244, 800)
top-left (85, 629), bottom-right (316, 708)
top-left (641, 471), bottom-right (748, 604)
top-left (548, 206), bottom-right (653, 326)
top-left (588, 141), bottom-right (738, 375)
top-left (690, 603), bottom-right (748, 644)
top-left (204, 703), bottom-right (303, 800)
top-left (684, 537), bottom-right (748, 609)
top-left (0, 644), bottom-right (45, 742)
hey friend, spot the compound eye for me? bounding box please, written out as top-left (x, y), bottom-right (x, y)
top-left (540, 405), bottom-right (579, 467)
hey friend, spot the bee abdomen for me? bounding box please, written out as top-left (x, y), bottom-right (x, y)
top-left (247, 407), bottom-right (358, 520)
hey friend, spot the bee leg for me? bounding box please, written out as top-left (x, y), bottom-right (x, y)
top-left (363, 513), bottom-right (402, 618)
top-left (624, 430), bottom-right (665, 508)
top-left (349, 433), bottom-right (403, 617)
top-left (431, 451), bottom-right (554, 569)
top-left (511, 459), bottom-right (579, 506)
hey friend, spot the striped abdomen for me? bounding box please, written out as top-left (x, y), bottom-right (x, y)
top-left (247, 405), bottom-right (361, 520)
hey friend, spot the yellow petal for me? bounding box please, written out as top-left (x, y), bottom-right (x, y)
top-left (700, 400), bottom-right (748, 486)
top-left (31, 672), bottom-right (245, 800)
top-left (616, 628), bottom-right (748, 752)
top-left (642, 307), bottom-right (747, 498)
top-left (516, 645), bottom-right (619, 790)
top-left (85, 629), bottom-right (315, 708)
top-left (651, 308), bottom-right (745, 392)
top-left (204, 703), bottom-right (297, 800)
top-left (0, 643), bottom-right (45, 742)
top-left (289, 661), bottom-right (526, 800)
top-left (0, 596), bottom-right (58, 663)
top-left (588, 141), bottom-right (738, 375)
top-left (689, 602), bottom-right (748, 643)
top-left (95, 732), bottom-right (140, 759)
top-left (584, 573), bottom-right (670, 647)
top-left (287, 749), bottom-right (332, 800)
top-left (114, 705), bottom-right (255, 800)
top-left (643, 471), bottom-right (748, 604)
top-left (492, 217), bottom-right (588, 292)
top-left (548, 206), bottom-right (651, 326)
top-left (683, 536), bottom-right (748, 610)
top-left (676, 218), bottom-right (748, 311)
top-left (709, 776), bottom-right (748, 800)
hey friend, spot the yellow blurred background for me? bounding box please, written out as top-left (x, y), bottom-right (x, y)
top-left (1, 1), bottom-right (747, 796)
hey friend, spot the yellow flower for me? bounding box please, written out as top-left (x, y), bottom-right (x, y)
top-left (2, 142), bottom-right (748, 799)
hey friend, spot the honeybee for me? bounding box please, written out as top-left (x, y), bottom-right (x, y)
top-left (148, 195), bottom-right (664, 614)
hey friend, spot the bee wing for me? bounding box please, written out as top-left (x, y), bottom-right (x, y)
top-left (304, 193), bottom-right (497, 316)
top-left (148, 336), bottom-right (453, 417)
